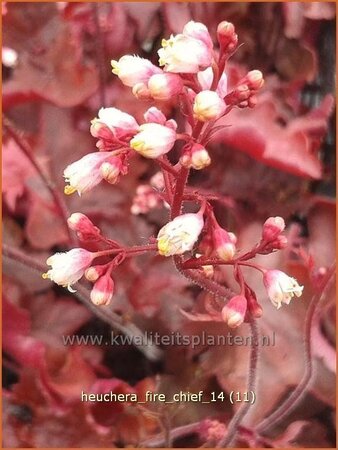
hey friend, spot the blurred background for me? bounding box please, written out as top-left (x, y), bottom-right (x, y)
top-left (2, 2), bottom-right (336, 448)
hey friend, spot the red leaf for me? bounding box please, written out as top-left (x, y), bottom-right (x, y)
top-left (2, 139), bottom-right (35, 211)
top-left (25, 196), bottom-right (69, 249)
top-left (3, 4), bottom-right (98, 108)
top-left (3, 297), bottom-right (45, 368)
top-left (128, 258), bottom-right (191, 317)
top-left (216, 93), bottom-right (330, 179)
top-left (28, 292), bottom-right (92, 345)
top-left (86, 378), bottom-right (135, 429)
top-left (39, 348), bottom-right (96, 407)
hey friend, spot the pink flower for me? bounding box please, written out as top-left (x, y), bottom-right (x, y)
top-left (85, 265), bottom-right (108, 282)
top-left (63, 152), bottom-right (112, 195)
top-left (90, 274), bottom-right (114, 306)
top-left (262, 216), bottom-right (285, 242)
top-left (225, 70), bottom-right (264, 108)
top-left (131, 185), bottom-right (163, 215)
top-left (157, 212), bottom-right (204, 256)
top-left (111, 55), bottom-right (161, 87)
top-left (213, 227), bottom-right (236, 261)
top-left (193, 90), bottom-right (226, 122)
top-left (42, 249), bottom-right (94, 291)
top-left (100, 156), bottom-right (128, 185)
top-left (199, 419), bottom-right (227, 444)
top-left (130, 123), bottom-right (177, 159)
top-left (143, 107), bottom-right (167, 125)
top-left (67, 213), bottom-right (101, 241)
top-left (148, 73), bottom-right (183, 101)
top-left (183, 21), bottom-right (213, 49)
top-left (263, 270), bottom-right (303, 309)
top-left (180, 143), bottom-right (211, 170)
top-left (245, 70), bottom-right (264, 90)
top-left (217, 21), bottom-right (238, 51)
top-left (271, 235), bottom-right (288, 249)
top-left (198, 67), bottom-right (227, 98)
top-left (132, 82), bottom-right (152, 100)
top-left (158, 23), bottom-right (213, 73)
top-left (90, 107), bottom-right (139, 140)
top-left (221, 295), bottom-right (247, 328)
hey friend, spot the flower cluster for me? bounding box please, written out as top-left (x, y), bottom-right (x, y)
top-left (43, 19), bottom-right (303, 322)
top-left (131, 172), bottom-right (167, 215)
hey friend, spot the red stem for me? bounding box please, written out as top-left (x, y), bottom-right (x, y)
top-left (91, 3), bottom-right (106, 107)
top-left (157, 157), bottom-right (179, 176)
top-left (255, 263), bottom-right (336, 434)
top-left (170, 166), bottom-right (190, 219)
top-left (235, 264), bottom-right (246, 294)
top-left (162, 169), bottom-right (174, 204)
top-left (179, 89), bottom-right (195, 128)
top-left (182, 257), bottom-right (266, 274)
top-left (210, 57), bottom-right (220, 91)
top-left (169, 119), bottom-right (207, 219)
top-left (94, 244), bottom-right (158, 259)
top-left (158, 156), bottom-right (175, 204)
top-left (218, 318), bottom-right (260, 447)
top-left (174, 255), bottom-right (232, 301)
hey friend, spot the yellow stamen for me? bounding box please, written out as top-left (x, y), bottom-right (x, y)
top-left (159, 58), bottom-right (166, 67)
top-left (42, 272), bottom-right (49, 279)
top-left (130, 140), bottom-right (144, 151)
top-left (111, 60), bottom-right (119, 75)
top-left (64, 185), bottom-right (77, 195)
top-left (158, 238), bottom-right (170, 256)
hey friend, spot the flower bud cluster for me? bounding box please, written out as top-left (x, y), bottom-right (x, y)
top-left (63, 106), bottom-right (179, 195)
top-left (259, 216), bottom-right (288, 253)
top-left (43, 216), bottom-right (117, 305)
top-left (62, 20), bottom-right (265, 199)
top-left (225, 70), bottom-right (264, 108)
top-left (42, 19), bottom-right (302, 325)
top-left (111, 55), bottom-right (184, 101)
top-left (131, 171), bottom-right (168, 215)
top-left (217, 21), bottom-right (238, 53)
top-left (131, 185), bottom-right (164, 215)
top-left (199, 419), bottom-right (227, 445)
